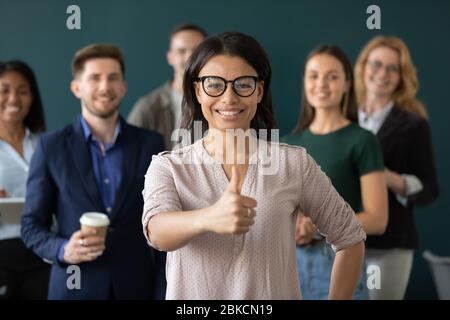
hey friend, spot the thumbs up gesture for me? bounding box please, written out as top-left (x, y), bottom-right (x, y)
top-left (226, 165), bottom-right (243, 194)
top-left (204, 166), bottom-right (257, 235)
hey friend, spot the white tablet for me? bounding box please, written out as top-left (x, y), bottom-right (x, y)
top-left (0, 197), bottom-right (25, 224)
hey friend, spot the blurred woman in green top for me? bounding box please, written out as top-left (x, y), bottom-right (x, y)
top-left (282, 45), bottom-right (388, 299)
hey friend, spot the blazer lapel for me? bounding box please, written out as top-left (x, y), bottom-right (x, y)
top-left (67, 116), bottom-right (105, 211)
top-left (377, 105), bottom-right (403, 141)
top-left (110, 120), bottom-right (138, 220)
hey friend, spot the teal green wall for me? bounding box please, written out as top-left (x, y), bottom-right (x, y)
top-left (1, 0), bottom-right (449, 299)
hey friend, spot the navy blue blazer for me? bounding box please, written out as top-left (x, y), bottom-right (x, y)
top-left (21, 115), bottom-right (166, 299)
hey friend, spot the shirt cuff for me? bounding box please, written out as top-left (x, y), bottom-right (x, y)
top-left (395, 174), bottom-right (424, 207)
top-left (58, 240), bottom-right (69, 263)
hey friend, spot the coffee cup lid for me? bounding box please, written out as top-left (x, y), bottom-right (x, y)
top-left (79, 212), bottom-right (110, 227)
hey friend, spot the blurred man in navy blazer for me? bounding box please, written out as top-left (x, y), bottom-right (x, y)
top-left (21, 44), bottom-right (166, 299)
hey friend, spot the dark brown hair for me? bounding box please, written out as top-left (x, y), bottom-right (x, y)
top-left (293, 45), bottom-right (358, 133)
top-left (0, 60), bottom-right (46, 133)
top-left (71, 44), bottom-right (125, 78)
top-left (182, 32), bottom-right (277, 139)
top-left (170, 23), bottom-right (207, 39)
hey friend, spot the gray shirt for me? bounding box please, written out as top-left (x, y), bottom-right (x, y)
top-left (170, 89), bottom-right (183, 130)
top-left (128, 81), bottom-right (180, 150)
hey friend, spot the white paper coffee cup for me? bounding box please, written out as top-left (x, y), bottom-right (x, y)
top-left (79, 212), bottom-right (110, 256)
top-left (80, 212), bottom-right (110, 228)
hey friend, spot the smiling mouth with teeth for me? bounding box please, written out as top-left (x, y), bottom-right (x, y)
top-left (5, 106), bottom-right (21, 112)
top-left (371, 77), bottom-right (389, 85)
top-left (96, 97), bottom-right (114, 103)
top-left (215, 109), bottom-right (244, 116)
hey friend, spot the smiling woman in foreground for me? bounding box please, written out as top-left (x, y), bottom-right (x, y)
top-left (142, 32), bottom-right (365, 300)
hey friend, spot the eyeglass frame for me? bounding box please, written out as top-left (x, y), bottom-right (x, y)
top-left (366, 59), bottom-right (400, 74)
top-left (196, 75), bottom-right (260, 97)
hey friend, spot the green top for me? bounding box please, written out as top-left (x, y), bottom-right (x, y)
top-left (282, 123), bottom-right (384, 213)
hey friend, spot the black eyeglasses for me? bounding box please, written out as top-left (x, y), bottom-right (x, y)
top-left (196, 75), bottom-right (259, 97)
top-left (366, 60), bottom-right (400, 74)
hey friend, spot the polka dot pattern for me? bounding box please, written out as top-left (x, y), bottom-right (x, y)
top-left (142, 139), bottom-right (366, 299)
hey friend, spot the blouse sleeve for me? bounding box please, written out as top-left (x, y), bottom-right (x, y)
top-left (297, 149), bottom-right (366, 252)
top-left (142, 154), bottom-right (182, 247)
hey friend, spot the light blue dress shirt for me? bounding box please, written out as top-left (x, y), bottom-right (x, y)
top-left (57, 117), bottom-right (123, 263)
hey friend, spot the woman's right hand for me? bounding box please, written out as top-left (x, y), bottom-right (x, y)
top-left (0, 188), bottom-right (8, 198)
top-left (63, 229), bottom-right (106, 264)
top-left (203, 166), bottom-right (257, 235)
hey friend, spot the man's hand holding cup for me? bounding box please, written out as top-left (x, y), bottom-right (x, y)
top-left (63, 212), bottom-right (110, 264)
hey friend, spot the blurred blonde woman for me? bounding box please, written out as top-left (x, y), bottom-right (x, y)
top-left (354, 36), bottom-right (439, 300)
